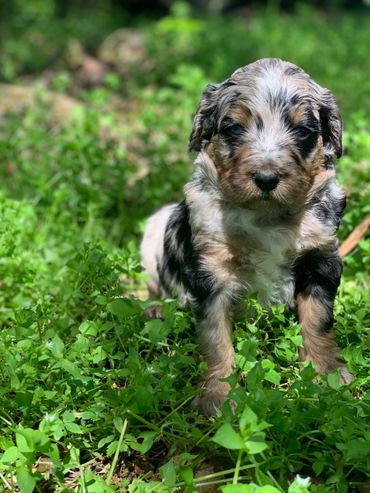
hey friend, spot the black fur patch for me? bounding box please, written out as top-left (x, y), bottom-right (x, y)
top-left (294, 249), bottom-right (343, 332)
top-left (294, 129), bottom-right (319, 159)
top-left (161, 201), bottom-right (217, 316)
top-left (268, 89), bottom-right (290, 113)
top-left (219, 117), bottom-right (245, 137)
top-left (292, 113), bottom-right (320, 159)
top-left (255, 114), bottom-right (264, 131)
top-left (190, 80), bottom-right (240, 151)
top-left (219, 117), bottom-right (246, 156)
top-left (319, 104), bottom-right (343, 161)
top-left (309, 190), bottom-right (346, 230)
top-left (284, 66), bottom-right (302, 77)
top-left (266, 91), bottom-right (321, 160)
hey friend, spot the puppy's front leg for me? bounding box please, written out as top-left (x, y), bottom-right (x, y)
top-left (191, 289), bottom-right (235, 416)
top-left (294, 249), bottom-right (352, 384)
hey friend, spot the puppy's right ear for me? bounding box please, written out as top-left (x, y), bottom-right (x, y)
top-left (188, 83), bottom-right (221, 152)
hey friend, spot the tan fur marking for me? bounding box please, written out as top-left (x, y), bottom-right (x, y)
top-left (305, 168), bottom-right (336, 203)
top-left (198, 321), bottom-right (234, 381)
top-left (297, 293), bottom-right (342, 374)
top-left (228, 104), bottom-right (253, 124)
top-left (200, 248), bottom-right (234, 284)
top-left (299, 209), bottom-right (338, 252)
top-left (289, 104), bottom-right (312, 126)
top-left (305, 138), bottom-right (326, 177)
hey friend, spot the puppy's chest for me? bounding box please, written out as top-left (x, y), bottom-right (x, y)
top-left (206, 216), bottom-right (298, 307)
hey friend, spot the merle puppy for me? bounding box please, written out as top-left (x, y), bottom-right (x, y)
top-left (141, 58), bottom-right (352, 416)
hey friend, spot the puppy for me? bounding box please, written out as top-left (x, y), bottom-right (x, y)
top-left (141, 58), bottom-right (352, 416)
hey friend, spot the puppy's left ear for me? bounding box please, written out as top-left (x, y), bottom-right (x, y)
top-left (319, 90), bottom-right (343, 166)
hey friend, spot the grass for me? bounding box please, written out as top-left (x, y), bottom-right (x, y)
top-left (0, 4), bottom-right (369, 492)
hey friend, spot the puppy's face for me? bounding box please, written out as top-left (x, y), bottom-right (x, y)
top-left (189, 59), bottom-right (342, 211)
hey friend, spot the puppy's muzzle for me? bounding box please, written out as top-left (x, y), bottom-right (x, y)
top-left (253, 171), bottom-right (280, 192)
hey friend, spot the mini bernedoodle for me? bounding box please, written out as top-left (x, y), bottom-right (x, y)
top-left (141, 58), bottom-right (353, 416)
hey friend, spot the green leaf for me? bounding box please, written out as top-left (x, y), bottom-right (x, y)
top-left (106, 439), bottom-right (128, 457)
top-left (16, 429), bottom-right (49, 453)
top-left (47, 443), bottom-right (60, 464)
top-left (113, 417), bottom-right (124, 433)
top-left (142, 319), bottom-right (169, 343)
top-left (245, 436), bottom-right (268, 454)
top-left (16, 465), bottom-right (36, 493)
top-left (160, 459), bottom-right (177, 486)
top-left (327, 370), bottom-right (341, 390)
top-left (84, 468), bottom-right (116, 492)
top-left (50, 335), bottom-right (64, 359)
top-left (65, 422), bottom-right (83, 434)
top-left (345, 438), bottom-right (370, 459)
top-left (259, 487), bottom-right (282, 493)
top-left (247, 362), bottom-right (265, 388)
top-left (0, 446), bottom-right (25, 464)
top-left (179, 465), bottom-right (193, 485)
top-left (62, 411), bottom-right (75, 423)
top-left (107, 298), bottom-right (142, 318)
top-left (16, 432), bottom-right (34, 453)
top-left (221, 484), bottom-right (256, 493)
top-left (58, 359), bottom-right (81, 378)
top-left (130, 431), bottom-right (156, 454)
top-left (98, 435), bottom-right (115, 449)
top-left (107, 440), bottom-right (118, 457)
top-left (0, 437), bottom-right (14, 450)
top-left (212, 423), bottom-right (245, 450)
top-left (255, 469), bottom-right (275, 487)
top-left (79, 320), bottom-right (98, 336)
top-left (265, 369), bottom-right (281, 385)
top-left (69, 446), bottom-right (80, 466)
top-left (312, 457), bottom-right (324, 476)
top-left (240, 406), bottom-right (258, 434)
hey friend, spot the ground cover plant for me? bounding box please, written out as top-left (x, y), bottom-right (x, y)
top-left (0, 3), bottom-right (369, 492)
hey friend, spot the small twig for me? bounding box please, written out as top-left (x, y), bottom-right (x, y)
top-left (339, 213), bottom-right (370, 257)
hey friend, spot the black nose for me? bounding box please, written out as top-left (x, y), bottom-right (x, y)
top-left (254, 172), bottom-right (280, 192)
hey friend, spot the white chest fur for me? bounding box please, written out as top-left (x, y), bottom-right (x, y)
top-left (219, 206), bottom-right (297, 308)
top-left (187, 188), bottom-right (298, 309)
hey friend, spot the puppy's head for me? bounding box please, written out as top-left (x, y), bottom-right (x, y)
top-left (189, 58), bottom-right (342, 211)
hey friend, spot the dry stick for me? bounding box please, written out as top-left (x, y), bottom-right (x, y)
top-left (339, 213), bottom-right (370, 258)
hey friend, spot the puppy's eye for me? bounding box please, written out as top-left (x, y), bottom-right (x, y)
top-left (220, 123), bottom-right (245, 138)
top-left (295, 126), bottom-right (314, 139)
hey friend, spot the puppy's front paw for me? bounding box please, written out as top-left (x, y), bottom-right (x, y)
top-left (338, 366), bottom-right (353, 385)
top-left (142, 304), bottom-right (164, 319)
top-left (191, 380), bottom-right (231, 417)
